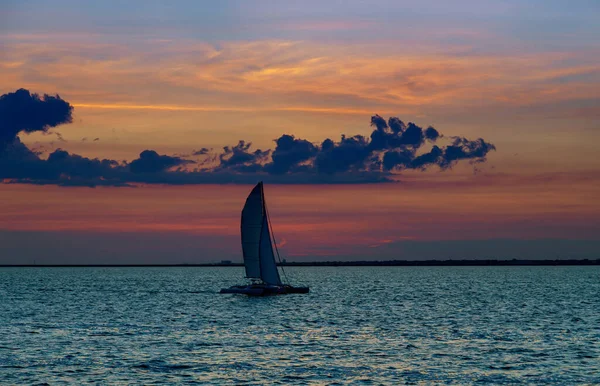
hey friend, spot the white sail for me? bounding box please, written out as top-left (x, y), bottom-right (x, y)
top-left (240, 182), bottom-right (282, 285)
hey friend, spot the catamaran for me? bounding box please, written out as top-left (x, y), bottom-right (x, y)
top-left (220, 182), bottom-right (309, 296)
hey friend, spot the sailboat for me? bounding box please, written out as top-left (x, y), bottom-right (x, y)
top-left (220, 182), bottom-right (309, 296)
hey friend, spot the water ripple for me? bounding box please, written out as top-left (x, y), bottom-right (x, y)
top-left (0, 266), bottom-right (599, 384)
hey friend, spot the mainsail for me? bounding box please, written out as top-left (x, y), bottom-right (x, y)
top-left (240, 182), bottom-right (282, 285)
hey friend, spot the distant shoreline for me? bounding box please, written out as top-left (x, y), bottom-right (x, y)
top-left (1, 259), bottom-right (599, 267)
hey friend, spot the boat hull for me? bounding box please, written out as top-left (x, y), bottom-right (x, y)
top-left (220, 284), bottom-right (309, 296)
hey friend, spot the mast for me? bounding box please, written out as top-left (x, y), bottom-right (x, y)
top-left (264, 191), bottom-right (289, 285)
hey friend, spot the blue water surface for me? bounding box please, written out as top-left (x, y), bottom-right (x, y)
top-left (1, 266), bottom-right (599, 384)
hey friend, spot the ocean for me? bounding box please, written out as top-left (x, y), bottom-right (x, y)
top-left (1, 266), bottom-right (599, 384)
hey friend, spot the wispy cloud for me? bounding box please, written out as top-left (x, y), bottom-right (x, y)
top-left (2, 36), bottom-right (598, 119)
top-left (71, 103), bottom-right (377, 115)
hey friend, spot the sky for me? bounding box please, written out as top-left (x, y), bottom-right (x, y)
top-left (1, 0), bottom-right (599, 263)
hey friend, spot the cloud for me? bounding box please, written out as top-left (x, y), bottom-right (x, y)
top-left (0, 89), bottom-right (496, 186)
top-left (315, 134), bottom-right (373, 174)
top-left (213, 117), bottom-right (494, 176)
top-left (0, 140), bottom-right (124, 187)
top-left (130, 150), bottom-right (192, 174)
top-left (211, 117), bottom-right (494, 177)
top-left (0, 88), bottom-right (73, 145)
top-left (410, 146), bottom-right (444, 170)
top-left (424, 126), bottom-right (440, 141)
top-left (265, 134), bottom-right (318, 174)
top-left (387, 117), bottom-right (406, 134)
top-left (192, 147), bottom-right (210, 155)
top-left (370, 114), bottom-right (388, 131)
top-left (1, 146), bottom-right (196, 187)
top-left (440, 137), bottom-right (497, 168)
top-left (4, 36), bottom-right (599, 127)
top-left (217, 140), bottom-right (270, 173)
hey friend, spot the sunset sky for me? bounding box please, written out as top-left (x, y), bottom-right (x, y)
top-left (1, 0), bottom-right (599, 263)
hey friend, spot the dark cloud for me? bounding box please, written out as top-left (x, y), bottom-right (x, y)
top-left (217, 140), bottom-right (270, 172)
top-left (388, 117), bottom-right (406, 134)
top-left (316, 134), bottom-right (372, 174)
top-left (370, 114), bottom-right (388, 132)
top-left (192, 147), bottom-right (210, 155)
top-left (399, 122), bottom-right (424, 147)
top-left (0, 139), bottom-right (125, 186)
top-left (1, 146), bottom-right (193, 187)
top-left (424, 126), bottom-right (440, 141)
top-left (382, 149), bottom-right (414, 171)
top-left (321, 138), bottom-right (334, 151)
top-left (265, 134), bottom-right (318, 174)
top-left (0, 89), bottom-right (72, 145)
top-left (410, 146), bottom-right (443, 169)
top-left (130, 150), bottom-right (192, 174)
top-left (0, 89), bottom-right (496, 186)
top-left (0, 138), bottom-right (47, 180)
top-left (440, 137), bottom-right (497, 169)
top-left (47, 149), bottom-right (120, 178)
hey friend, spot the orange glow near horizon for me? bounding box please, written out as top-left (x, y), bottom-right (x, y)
top-left (1, 174), bottom-right (598, 257)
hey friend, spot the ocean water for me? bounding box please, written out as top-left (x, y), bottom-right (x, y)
top-left (1, 267), bottom-right (599, 385)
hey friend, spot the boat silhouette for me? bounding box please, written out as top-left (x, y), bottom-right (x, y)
top-left (220, 182), bottom-right (309, 296)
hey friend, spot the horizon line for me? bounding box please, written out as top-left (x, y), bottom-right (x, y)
top-left (2, 259), bottom-right (599, 268)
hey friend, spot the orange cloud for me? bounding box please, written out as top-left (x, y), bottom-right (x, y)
top-left (71, 103), bottom-right (375, 115)
top-left (2, 36), bottom-right (598, 114)
top-left (2, 34), bottom-right (599, 177)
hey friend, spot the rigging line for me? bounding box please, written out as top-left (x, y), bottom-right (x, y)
top-left (265, 198), bottom-right (290, 284)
